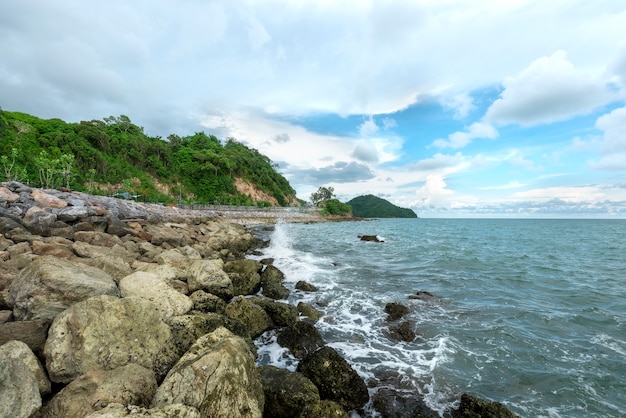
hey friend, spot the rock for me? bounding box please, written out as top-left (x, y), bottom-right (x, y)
top-left (297, 346), bottom-right (369, 411)
top-left (386, 321), bottom-right (416, 343)
top-left (166, 312), bottom-right (253, 356)
top-left (298, 400), bottom-right (349, 417)
top-left (0, 342), bottom-right (42, 418)
top-left (295, 280), bottom-right (318, 292)
top-left (85, 403), bottom-right (202, 417)
top-left (452, 393), bottom-right (521, 418)
top-left (372, 388), bottom-right (439, 418)
top-left (0, 310), bottom-right (12, 323)
top-left (259, 365), bottom-right (320, 418)
top-left (0, 214), bottom-right (28, 235)
top-left (359, 234), bottom-right (384, 242)
top-left (56, 205), bottom-right (90, 222)
top-left (385, 302), bottom-right (410, 321)
top-left (297, 302), bottom-right (324, 323)
top-left (224, 259), bottom-right (262, 296)
top-left (251, 296), bottom-right (299, 327)
top-left (145, 223), bottom-right (186, 247)
top-left (8, 255), bottom-right (120, 322)
top-left (44, 295), bottom-right (179, 383)
top-left (119, 271), bottom-right (192, 318)
top-left (0, 340), bottom-right (51, 396)
top-left (31, 239), bottom-right (75, 259)
top-left (0, 186), bottom-right (20, 202)
top-left (189, 290), bottom-right (226, 314)
top-left (276, 321), bottom-right (325, 359)
top-left (42, 364), bottom-right (157, 418)
top-left (408, 290), bottom-right (437, 301)
top-left (74, 230), bottom-right (124, 248)
top-left (187, 259), bottom-right (233, 299)
top-left (225, 295), bottom-right (274, 338)
top-left (261, 264), bottom-right (290, 300)
top-left (31, 188), bottom-right (67, 208)
top-left (151, 327), bottom-right (264, 418)
top-left (106, 215), bottom-right (134, 237)
top-left (0, 319), bottom-right (49, 357)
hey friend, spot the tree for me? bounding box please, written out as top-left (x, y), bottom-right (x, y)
top-left (311, 186), bottom-right (335, 206)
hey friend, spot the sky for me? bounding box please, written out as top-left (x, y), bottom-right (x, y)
top-left (2, 1), bottom-right (626, 218)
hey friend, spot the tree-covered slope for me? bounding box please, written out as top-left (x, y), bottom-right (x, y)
top-left (347, 194), bottom-right (418, 218)
top-left (0, 109), bottom-right (297, 205)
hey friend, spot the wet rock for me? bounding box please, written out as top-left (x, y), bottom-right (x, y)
top-left (295, 280), bottom-right (318, 292)
top-left (261, 264), bottom-right (290, 300)
top-left (41, 364), bottom-right (157, 418)
top-left (408, 291), bottom-right (437, 301)
top-left (151, 327), bottom-right (264, 417)
top-left (277, 321), bottom-right (325, 359)
top-left (260, 365), bottom-right (320, 418)
top-left (44, 295), bottom-right (179, 383)
top-left (372, 388), bottom-right (439, 418)
top-left (386, 321), bottom-right (416, 343)
top-left (297, 302), bottom-right (324, 323)
top-left (297, 346), bottom-right (369, 411)
top-left (251, 296), bottom-right (299, 327)
top-left (452, 393), bottom-right (521, 418)
top-left (119, 271), bottom-right (193, 318)
top-left (189, 290), bottom-right (227, 314)
top-left (225, 295), bottom-right (274, 338)
top-left (8, 255), bottom-right (120, 322)
top-left (298, 400), bottom-right (350, 417)
top-left (359, 234), bottom-right (384, 242)
top-left (385, 302), bottom-right (410, 321)
top-left (187, 259), bottom-right (233, 299)
top-left (85, 403), bottom-right (201, 417)
top-left (224, 258), bottom-right (263, 296)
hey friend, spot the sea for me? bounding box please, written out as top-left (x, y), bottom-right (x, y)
top-left (250, 218), bottom-right (626, 418)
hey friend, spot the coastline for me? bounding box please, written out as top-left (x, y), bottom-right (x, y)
top-left (0, 182), bottom-right (519, 417)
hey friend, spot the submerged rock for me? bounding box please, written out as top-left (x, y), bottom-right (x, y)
top-left (277, 321), bottom-right (325, 359)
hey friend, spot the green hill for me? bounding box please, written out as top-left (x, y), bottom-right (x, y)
top-left (0, 109), bottom-right (297, 206)
top-left (347, 194), bottom-right (418, 218)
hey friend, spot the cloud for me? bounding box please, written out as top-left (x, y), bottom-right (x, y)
top-left (413, 153), bottom-right (464, 171)
top-left (591, 106), bottom-right (626, 171)
top-left (441, 93), bottom-right (476, 119)
top-left (352, 142), bottom-right (379, 163)
top-left (412, 174), bottom-right (455, 208)
top-left (358, 117), bottom-right (379, 136)
top-left (274, 133), bottom-right (290, 143)
top-left (485, 51), bottom-right (615, 126)
top-left (292, 161), bottom-right (375, 184)
top-left (432, 122), bottom-right (498, 149)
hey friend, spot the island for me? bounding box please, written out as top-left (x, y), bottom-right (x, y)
top-left (347, 194), bottom-right (418, 218)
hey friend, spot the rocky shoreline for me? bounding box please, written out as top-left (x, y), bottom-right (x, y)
top-left (1, 182), bottom-right (519, 418)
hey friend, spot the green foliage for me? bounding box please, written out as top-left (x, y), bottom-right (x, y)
top-left (347, 194), bottom-right (418, 218)
top-left (321, 198), bottom-right (352, 216)
top-left (311, 186), bottom-right (335, 206)
top-left (0, 108), bottom-right (297, 205)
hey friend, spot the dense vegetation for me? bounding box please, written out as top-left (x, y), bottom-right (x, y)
top-left (347, 194), bottom-right (418, 218)
top-left (0, 109), bottom-right (297, 205)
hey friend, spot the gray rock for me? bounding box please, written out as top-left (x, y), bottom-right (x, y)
top-left (0, 340), bottom-right (50, 396)
top-left (44, 295), bottom-right (179, 383)
top-left (8, 255), bottom-right (120, 322)
top-left (298, 400), bottom-right (349, 417)
top-left (151, 327), bottom-right (264, 417)
top-left (119, 271), bottom-right (192, 318)
top-left (297, 346), bottom-right (369, 411)
top-left (187, 259), bottom-right (233, 299)
top-left (0, 319), bottom-right (49, 357)
top-left (0, 341), bottom-right (42, 418)
top-left (85, 403), bottom-right (201, 417)
top-left (41, 364), bottom-right (157, 418)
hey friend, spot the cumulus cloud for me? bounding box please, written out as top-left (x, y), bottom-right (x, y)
top-left (413, 153), bottom-right (464, 171)
top-left (591, 106), bottom-right (626, 170)
top-left (432, 122), bottom-right (498, 149)
top-left (412, 174), bottom-right (455, 208)
top-left (293, 161), bottom-right (375, 184)
top-left (441, 93), bottom-right (476, 119)
top-left (352, 142), bottom-right (379, 163)
top-left (485, 51), bottom-right (615, 126)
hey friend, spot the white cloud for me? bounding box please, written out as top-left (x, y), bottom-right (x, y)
top-left (432, 122), bottom-right (498, 149)
top-left (485, 51), bottom-right (616, 126)
top-left (441, 93), bottom-right (476, 119)
top-left (412, 174), bottom-right (456, 208)
top-left (591, 106), bottom-right (626, 170)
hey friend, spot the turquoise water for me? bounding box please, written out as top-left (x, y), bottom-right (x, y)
top-left (253, 219), bottom-right (626, 417)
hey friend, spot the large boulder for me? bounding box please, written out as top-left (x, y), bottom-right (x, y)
top-left (0, 341), bottom-right (42, 418)
top-left (298, 400), bottom-right (349, 417)
top-left (151, 327), bottom-right (264, 418)
top-left (259, 365), bottom-right (320, 418)
top-left (251, 296), bottom-right (299, 327)
top-left (0, 340), bottom-right (50, 395)
top-left (8, 255), bottom-right (120, 322)
top-left (384, 302), bottom-right (409, 321)
top-left (452, 393), bottom-right (521, 418)
top-left (187, 259), bottom-right (233, 300)
top-left (276, 321), bottom-right (325, 359)
top-left (225, 295), bottom-right (274, 338)
top-left (224, 259), bottom-right (262, 296)
top-left (41, 364), bottom-right (157, 418)
top-left (85, 403), bottom-right (201, 417)
top-left (260, 265), bottom-right (290, 300)
top-left (0, 319), bottom-right (49, 357)
top-left (189, 290), bottom-right (227, 314)
top-left (119, 271), bottom-right (192, 318)
top-left (44, 295), bottom-right (179, 383)
top-left (297, 302), bottom-right (323, 323)
top-left (372, 388), bottom-right (439, 418)
top-left (297, 346), bottom-right (369, 411)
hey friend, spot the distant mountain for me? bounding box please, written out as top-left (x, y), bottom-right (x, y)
top-left (347, 194), bottom-right (418, 218)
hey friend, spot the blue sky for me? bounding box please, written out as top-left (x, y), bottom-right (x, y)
top-left (2, 1), bottom-right (626, 217)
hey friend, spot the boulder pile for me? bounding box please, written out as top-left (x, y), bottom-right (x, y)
top-left (0, 182), bottom-right (362, 418)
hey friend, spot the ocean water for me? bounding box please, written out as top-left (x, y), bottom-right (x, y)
top-left (251, 218), bottom-right (626, 418)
